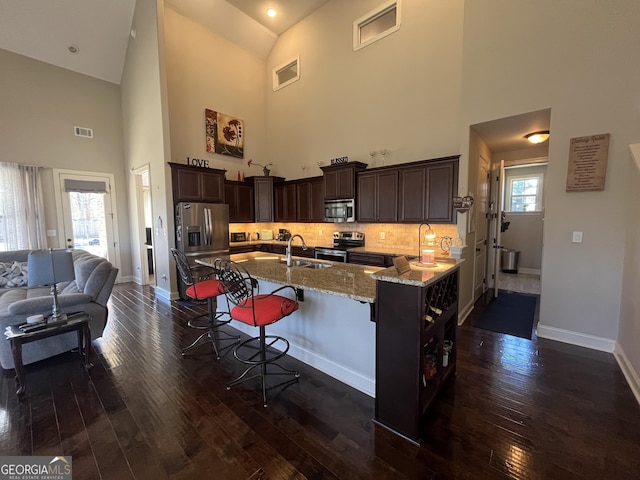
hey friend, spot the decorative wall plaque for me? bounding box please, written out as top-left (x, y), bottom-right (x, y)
top-left (566, 133), bottom-right (610, 192)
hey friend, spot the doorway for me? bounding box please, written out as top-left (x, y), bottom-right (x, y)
top-left (469, 109), bottom-right (550, 302)
top-left (133, 166), bottom-right (155, 286)
top-left (53, 169), bottom-right (121, 275)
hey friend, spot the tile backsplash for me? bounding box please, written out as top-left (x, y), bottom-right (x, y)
top-left (230, 222), bottom-right (459, 254)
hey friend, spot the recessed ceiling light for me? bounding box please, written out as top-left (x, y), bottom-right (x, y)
top-left (266, 8), bottom-right (277, 18)
top-left (67, 45), bottom-right (79, 54)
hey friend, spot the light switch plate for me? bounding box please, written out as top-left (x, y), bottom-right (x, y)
top-left (572, 231), bottom-right (583, 243)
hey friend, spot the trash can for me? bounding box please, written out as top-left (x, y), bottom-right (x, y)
top-left (501, 249), bottom-right (520, 273)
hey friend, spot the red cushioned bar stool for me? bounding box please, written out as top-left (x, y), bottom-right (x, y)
top-left (214, 258), bottom-right (300, 407)
top-left (171, 248), bottom-right (239, 358)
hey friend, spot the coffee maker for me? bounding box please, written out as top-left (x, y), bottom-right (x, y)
top-left (277, 228), bottom-right (291, 241)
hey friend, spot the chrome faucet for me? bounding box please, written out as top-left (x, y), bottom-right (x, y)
top-left (286, 234), bottom-right (308, 267)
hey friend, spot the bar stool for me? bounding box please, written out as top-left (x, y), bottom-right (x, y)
top-left (171, 249), bottom-right (239, 359)
top-left (214, 258), bottom-right (300, 407)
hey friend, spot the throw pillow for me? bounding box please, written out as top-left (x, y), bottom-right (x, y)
top-left (0, 261), bottom-right (29, 288)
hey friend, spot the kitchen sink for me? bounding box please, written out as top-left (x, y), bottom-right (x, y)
top-left (281, 259), bottom-right (332, 269)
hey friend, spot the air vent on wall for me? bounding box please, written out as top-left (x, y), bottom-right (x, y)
top-left (74, 126), bottom-right (93, 138)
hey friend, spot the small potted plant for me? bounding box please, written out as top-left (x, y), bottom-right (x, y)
top-left (247, 159), bottom-right (273, 176)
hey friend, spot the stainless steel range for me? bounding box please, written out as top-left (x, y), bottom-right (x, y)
top-left (314, 231), bottom-right (365, 263)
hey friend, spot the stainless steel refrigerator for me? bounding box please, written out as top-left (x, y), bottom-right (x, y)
top-left (174, 202), bottom-right (229, 299)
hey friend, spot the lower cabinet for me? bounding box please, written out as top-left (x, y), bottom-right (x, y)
top-left (374, 268), bottom-right (458, 444)
top-left (347, 251), bottom-right (392, 267)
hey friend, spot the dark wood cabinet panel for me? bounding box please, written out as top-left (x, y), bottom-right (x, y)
top-left (321, 162), bottom-right (367, 200)
top-left (295, 177), bottom-right (324, 222)
top-left (170, 163), bottom-right (225, 203)
top-left (275, 183), bottom-right (297, 222)
top-left (250, 176), bottom-right (284, 223)
top-left (426, 163), bottom-right (457, 223)
top-left (347, 251), bottom-right (389, 267)
top-left (225, 181), bottom-right (254, 223)
top-left (229, 244), bottom-right (255, 254)
top-left (398, 166), bottom-right (427, 222)
top-left (398, 157), bottom-right (458, 223)
top-left (375, 269), bottom-right (459, 444)
top-left (358, 170), bottom-right (399, 223)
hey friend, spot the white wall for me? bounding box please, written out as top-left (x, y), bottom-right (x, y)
top-left (460, 0), bottom-right (640, 349)
top-left (0, 48), bottom-right (132, 277)
top-left (618, 145), bottom-right (640, 402)
top-left (163, 8), bottom-right (268, 181)
top-left (265, 0), bottom-right (464, 180)
top-left (121, 0), bottom-right (174, 295)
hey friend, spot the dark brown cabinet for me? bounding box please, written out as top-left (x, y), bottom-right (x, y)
top-left (169, 162), bottom-right (225, 203)
top-left (249, 176), bottom-right (284, 222)
top-left (321, 162), bottom-right (367, 200)
top-left (347, 251), bottom-right (392, 267)
top-left (398, 157), bottom-right (458, 223)
top-left (275, 182), bottom-right (297, 222)
top-left (357, 170), bottom-right (398, 223)
top-left (225, 181), bottom-right (254, 223)
top-left (296, 177), bottom-right (324, 222)
top-left (374, 268), bottom-right (459, 444)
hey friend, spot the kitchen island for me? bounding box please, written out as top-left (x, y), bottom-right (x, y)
top-left (197, 252), bottom-right (461, 399)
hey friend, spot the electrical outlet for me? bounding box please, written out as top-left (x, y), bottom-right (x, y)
top-left (380, 231), bottom-right (386, 240)
top-left (318, 229), bottom-right (323, 236)
top-left (572, 231), bottom-right (583, 243)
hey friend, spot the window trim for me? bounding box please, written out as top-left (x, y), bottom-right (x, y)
top-left (272, 56), bottom-right (300, 91)
top-left (505, 173), bottom-right (544, 213)
top-left (353, 0), bottom-right (401, 52)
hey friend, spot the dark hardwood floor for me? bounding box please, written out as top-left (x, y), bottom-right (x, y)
top-left (1, 283), bottom-right (639, 479)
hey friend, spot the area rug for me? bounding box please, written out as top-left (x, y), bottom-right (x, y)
top-left (474, 292), bottom-right (537, 339)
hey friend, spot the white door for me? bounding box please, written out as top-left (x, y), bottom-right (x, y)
top-left (54, 170), bottom-right (120, 271)
top-left (487, 160), bottom-right (505, 298)
top-left (473, 152), bottom-right (490, 301)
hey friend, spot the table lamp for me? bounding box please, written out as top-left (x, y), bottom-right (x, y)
top-left (27, 249), bottom-right (75, 322)
top-left (419, 223), bottom-right (436, 265)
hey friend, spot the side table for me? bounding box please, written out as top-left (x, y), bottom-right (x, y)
top-left (4, 312), bottom-right (92, 396)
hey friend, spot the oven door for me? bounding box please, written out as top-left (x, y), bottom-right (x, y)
top-left (314, 247), bottom-right (348, 263)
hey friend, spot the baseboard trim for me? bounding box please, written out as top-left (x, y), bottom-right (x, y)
top-left (154, 287), bottom-right (172, 303)
top-left (229, 321), bottom-right (375, 397)
top-left (458, 300), bottom-right (474, 326)
top-left (518, 268), bottom-right (541, 275)
top-left (614, 345), bottom-right (640, 407)
top-left (536, 323), bottom-right (616, 352)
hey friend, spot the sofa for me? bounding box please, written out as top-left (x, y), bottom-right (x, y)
top-left (0, 249), bottom-right (118, 370)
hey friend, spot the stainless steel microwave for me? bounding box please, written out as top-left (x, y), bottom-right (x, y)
top-left (324, 198), bottom-right (355, 222)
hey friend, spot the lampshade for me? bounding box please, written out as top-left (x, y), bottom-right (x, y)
top-left (525, 130), bottom-right (550, 144)
top-left (28, 249), bottom-right (75, 287)
top-left (28, 249), bottom-right (75, 322)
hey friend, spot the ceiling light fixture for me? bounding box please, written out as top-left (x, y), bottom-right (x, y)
top-left (525, 130), bottom-right (550, 144)
top-left (67, 45), bottom-right (79, 54)
top-left (266, 8), bottom-right (277, 18)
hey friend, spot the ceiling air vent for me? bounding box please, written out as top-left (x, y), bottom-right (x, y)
top-left (74, 126), bottom-right (93, 138)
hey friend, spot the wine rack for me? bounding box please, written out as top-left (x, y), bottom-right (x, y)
top-left (374, 268), bottom-right (458, 444)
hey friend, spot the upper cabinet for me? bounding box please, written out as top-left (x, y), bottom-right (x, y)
top-left (225, 181), bottom-right (254, 223)
top-left (250, 176), bottom-right (285, 222)
top-left (321, 162), bottom-right (368, 200)
top-left (357, 170), bottom-right (399, 223)
top-left (296, 177), bottom-right (324, 222)
top-left (398, 157), bottom-right (459, 223)
top-left (169, 163), bottom-right (225, 203)
top-left (275, 182), bottom-right (297, 222)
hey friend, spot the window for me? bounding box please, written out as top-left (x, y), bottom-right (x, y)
top-left (506, 174), bottom-right (544, 212)
top-left (273, 56), bottom-right (300, 91)
top-left (353, 0), bottom-right (401, 51)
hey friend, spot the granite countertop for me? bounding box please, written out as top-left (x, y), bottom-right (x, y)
top-left (197, 251), bottom-right (382, 303)
top-left (371, 257), bottom-right (463, 287)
